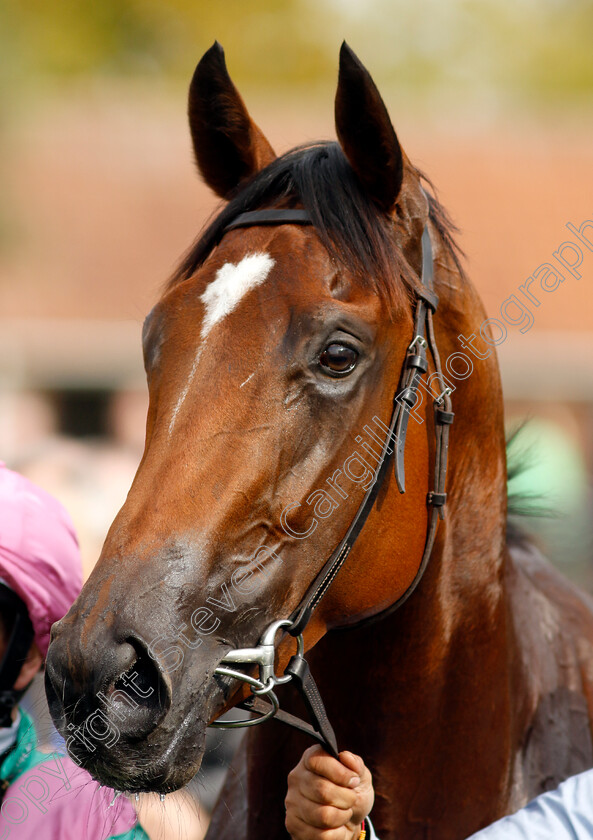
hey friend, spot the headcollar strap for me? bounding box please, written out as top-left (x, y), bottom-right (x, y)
top-left (224, 209), bottom-right (312, 233)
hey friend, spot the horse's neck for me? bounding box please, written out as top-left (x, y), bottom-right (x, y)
top-left (308, 247), bottom-right (518, 835)
top-left (306, 545), bottom-right (516, 838)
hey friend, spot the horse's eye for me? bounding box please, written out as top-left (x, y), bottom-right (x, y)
top-left (318, 343), bottom-right (359, 376)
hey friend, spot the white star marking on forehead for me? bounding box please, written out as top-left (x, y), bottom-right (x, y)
top-left (167, 252), bottom-right (275, 436)
top-left (200, 252), bottom-right (275, 339)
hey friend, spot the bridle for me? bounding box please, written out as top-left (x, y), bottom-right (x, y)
top-left (210, 200), bottom-right (454, 756)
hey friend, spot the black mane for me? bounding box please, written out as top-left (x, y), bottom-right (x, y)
top-left (169, 141), bottom-right (464, 308)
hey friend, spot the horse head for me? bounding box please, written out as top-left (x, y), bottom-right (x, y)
top-left (45, 42), bottom-right (505, 794)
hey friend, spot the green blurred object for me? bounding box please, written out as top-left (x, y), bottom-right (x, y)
top-left (0, 0), bottom-right (335, 87)
top-left (1, 0), bottom-right (592, 109)
top-left (507, 418), bottom-right (592, 581)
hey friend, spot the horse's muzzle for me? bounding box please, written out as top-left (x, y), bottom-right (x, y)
top-left (45, 623), bottom-right (172, 757)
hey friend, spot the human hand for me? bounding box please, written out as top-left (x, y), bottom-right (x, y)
top-left (285, 745), bottom-right (374, 840)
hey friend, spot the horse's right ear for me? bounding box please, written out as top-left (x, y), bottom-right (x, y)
top-left (188, 42), bottom-right (276, 199)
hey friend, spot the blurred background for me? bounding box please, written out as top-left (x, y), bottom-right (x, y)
top-left (1, 0), bottom-right (593, 835)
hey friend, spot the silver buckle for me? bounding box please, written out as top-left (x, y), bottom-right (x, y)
top-left (408, 334), bottom-right (427, 351)
top-left (210, 619), bottom-right (304, 729)
top-left (435, 387), bottom-right (452, 405)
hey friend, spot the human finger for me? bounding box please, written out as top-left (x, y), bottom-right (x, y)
top-left (285, 810), bottom-right (350, 840)
top-left (298, 772), bottom-right (358, 810)
top-left (303, 746), bottom-right (361, 788)
top-left (287, 796), bottom-right (352, 831)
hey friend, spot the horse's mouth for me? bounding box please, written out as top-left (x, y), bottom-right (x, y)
top-left (66, 718), bottom-right (209, 794)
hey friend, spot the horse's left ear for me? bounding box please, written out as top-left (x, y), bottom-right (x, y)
top-left (335, 42), bottom-right (403, 213)
top-left (188, 42), bottom-right (276, 199)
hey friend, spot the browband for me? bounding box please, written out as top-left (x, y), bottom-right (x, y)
top-left (224, 209), bottom-right (313, 233)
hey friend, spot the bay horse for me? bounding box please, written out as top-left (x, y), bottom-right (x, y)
top-left (45, 42), bottom-right (593, 840)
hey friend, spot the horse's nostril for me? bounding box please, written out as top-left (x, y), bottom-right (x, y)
top-left (45, 630), bottom-right (172, 751)
top-left (101, 637), bottom-right (171, 740)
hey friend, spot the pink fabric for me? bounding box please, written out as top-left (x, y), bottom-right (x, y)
top-left (0, 464), bottom-right (83, 657)
top-left (0, 754), bottom-right (138, 839)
